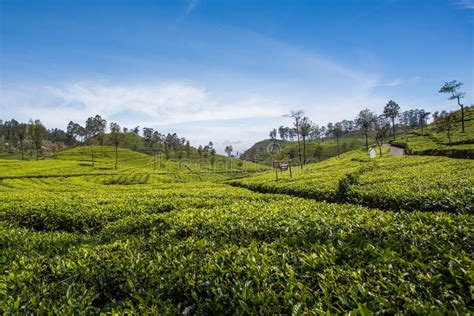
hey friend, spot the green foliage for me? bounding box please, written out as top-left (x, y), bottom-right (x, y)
top-left (0, 146), bottom-right (472, 313)
top-left (400, 106), bottom-right (473, 158)
top-left (1, 180), bottom-right (472, 314)
top-left (231, 150), bottom-right (473, 214)
top-left (241, 134), bottom-right (366, 165)
top-left (0, 146), bottom-right (268, 182)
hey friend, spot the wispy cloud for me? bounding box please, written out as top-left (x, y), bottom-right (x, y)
top-left (1, 81), bottom-right (292, 152)
top-left (0, 27), bottom-right (430, 153)
top-left (25, 81), bottom-right (285, 126)
top-left (454, 0), bottom-right (474, 9)
top-left (185, 0), bottom-right (199, 16)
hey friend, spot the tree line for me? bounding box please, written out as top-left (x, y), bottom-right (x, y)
top-left (269, 80), bottom-right (468, 165)
top-left (0, 80), bottom-right (467, 163)
top-left (0, 115), bottom-right (219, 163)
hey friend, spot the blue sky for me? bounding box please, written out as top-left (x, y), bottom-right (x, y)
top-left (1, 0), bottom-right (473, 153)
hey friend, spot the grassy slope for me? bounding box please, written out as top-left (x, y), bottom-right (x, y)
top-left (394, 106), bottom-right (473, 158)
top-left (1, 171), bottom-right (472, 313)
top-left (241, 133), bottom-right (367, 165)
top-left (230, 149), bottom-right (473, 213)
top-left (242, 107), bottom-right (474, 163)
top-left (0, 146), bottom-right (269, 183)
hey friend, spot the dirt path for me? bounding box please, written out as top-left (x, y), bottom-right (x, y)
top-left (383, 144), bottom-right (405, 156)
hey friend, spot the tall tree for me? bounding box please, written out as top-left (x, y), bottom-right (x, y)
top-left (278, 126), bottom-right (287, 140)
top-left (310, 124), bottom-right (321, 140)
top-left (109, 122), bottom-right (122, 170)
top-left (285, 109), bottom-right (304, 167)
top-left (319, 126), bottom-right (326, 142)
top-left (30, 120), bottom-right (46, 160)
top-left (224, 145), bottom-right (233, 157)
top-left (269, 128), bottom-right (277, 140)
top-left (85, 115), bottom-right (107, 163)
top-left (85, 115), bottom-right (106, 142)
top-left (4, 119), bottom-right (19, 151)
top-left (418, 110), bottom-right (431, 132)
top-left (66, 121), bottom-right (78, 146)
top-left (435, 111), bottom-right (456, 144)
top-left (333, 122), bottom-right (343, 157)
top-left (17, 123), bottom-right (28, 160)
top-left (287, 127), bottom-right (296, 141)
top-left (152, 131), bottom-right (163, 152)
top-left (399, 111), bottom-right (412, 140)
top-left (373, 116), bottom-right (391, 157)
top-left (355, 109), bottom-right (376, 150)
top-left (299, 117), bottom-right (312, 166)
top-left (67, 122), bottom-right (85, 143)
top-left (439, 80), bottom-right (466, 132)
top-left (143, 127), bottom-right (154, 150)
top-left (326, 123), bottom-right (334, 138)
top-left (341, 120), bottom-right (354, 134)
top-left (185, 141), bottom-right (191, 158)
top-left (47, 128), bottom-right (68, 145)
top-left (208, 142), bottom-right (216, 156)
top-left (383, 100), bottom-right (400, 140)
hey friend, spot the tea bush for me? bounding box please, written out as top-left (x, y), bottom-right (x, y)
top-left (230, 150), bottom-right (473, 213)
top-left (0, 147), bottom-right (472, 313)
top-left (398, 106), bottom-right (474, 159)
top-left (1, 179), bottom-right (472, 313)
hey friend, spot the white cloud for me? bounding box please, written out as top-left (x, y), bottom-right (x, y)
top-left (454, 0), bottom-right (474, 9)
top-left (0, 31), bottom-right (421, 153)
top-left (1, 81), bottom-right (293, 152)
top-left (5, 81), bottom-right (286, 125)
top-left (185, 0), bottom-right (199, 15)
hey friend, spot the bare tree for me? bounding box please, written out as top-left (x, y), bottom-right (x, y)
top-left (439, 80), bottom-right (466, 132)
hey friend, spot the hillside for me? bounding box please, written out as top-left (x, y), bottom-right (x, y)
top-left (230, 148), bottom-right (474, 214)
top-left (241, 133), bottom-right (366, 165)
top-left (392, 106), bottom-right (474, 159)
top-left (242, 107), bottom-right (474, 165)
top-left (0, 146), bottom-right (269, 184)
top-left (2, 145), bottom-right (472, 313)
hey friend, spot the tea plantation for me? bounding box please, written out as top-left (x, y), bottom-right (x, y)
top-left (392, 106), bottom-right (474, 159)
top-left (230, 149), bottom-right (473, 214)
top-left (1, 147), bottom-right (472, 314)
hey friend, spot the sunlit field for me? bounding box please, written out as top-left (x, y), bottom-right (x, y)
top-left (1, 146), bottom-right (472, 313)
top-left (1, 0), bottom-right (473, 314)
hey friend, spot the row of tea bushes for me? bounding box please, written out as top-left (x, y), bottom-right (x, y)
top-left (1, 180), bottom-right (472, 313)
top-left (230, 150), bottom-right (473, 213)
